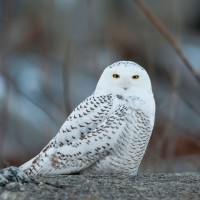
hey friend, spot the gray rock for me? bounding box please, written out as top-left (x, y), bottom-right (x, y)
top-left (0, 167), bottom-right (31, 187)
top-left (5, 183), bottom-right (21, 190)
top-left (0, 191), bottom-right (27, 200)
top-left (0, 173), bottom-right (200, 200)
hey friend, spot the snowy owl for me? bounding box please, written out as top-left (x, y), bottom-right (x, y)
top-left (20, 61), bottom-right (155, 176)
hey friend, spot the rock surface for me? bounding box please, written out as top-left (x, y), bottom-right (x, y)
top-left (0, 167), bottom-right (31, 187)
top-left (0, 173), bottom-right (200, 200)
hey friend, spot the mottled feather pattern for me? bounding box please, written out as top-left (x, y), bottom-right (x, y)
top-left (86, 98), bottom-right (153, 175)
top-left (20, 61), bottom-right (155, 176)
top-left (22, 94), bottom-right (118, 175)
top-left (56, 94), bottom-right (114, 147)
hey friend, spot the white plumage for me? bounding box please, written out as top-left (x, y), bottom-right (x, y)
top-left (20, 61), bottom-right (155, 176)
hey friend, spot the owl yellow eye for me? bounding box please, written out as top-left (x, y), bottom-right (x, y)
top-left (113, 74), bottom-right (120, 78)
top-left (132, 75), bottom-right (139, 79)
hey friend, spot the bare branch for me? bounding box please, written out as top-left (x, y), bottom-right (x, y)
top-left (132, 0), bottom-right (200, 83)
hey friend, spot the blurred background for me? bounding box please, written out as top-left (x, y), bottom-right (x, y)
top-left (0, 0), bottom-right (200, 173)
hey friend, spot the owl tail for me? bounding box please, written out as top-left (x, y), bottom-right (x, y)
top-left (19, 151), bottom-right (52, 176)
top-left (19, 157), bottom-right (36, 172)
top-left (19, 138), bottom-right (56, 176)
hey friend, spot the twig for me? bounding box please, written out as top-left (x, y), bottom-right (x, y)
top-left (132, 0), bottom-right (200, 83)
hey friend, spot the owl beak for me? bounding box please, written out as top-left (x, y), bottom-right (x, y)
top-left (122, 80), bottom-right (130, 91)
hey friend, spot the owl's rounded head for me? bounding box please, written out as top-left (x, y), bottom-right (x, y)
top-left (95, 61), bottom-right (153, 97)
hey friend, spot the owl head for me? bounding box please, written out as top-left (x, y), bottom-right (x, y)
top-left (95, 61), bottom-right (153, 97)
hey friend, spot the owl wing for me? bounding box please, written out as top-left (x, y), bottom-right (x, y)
top-left (20, 93), bottom-right (128, 175)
